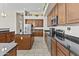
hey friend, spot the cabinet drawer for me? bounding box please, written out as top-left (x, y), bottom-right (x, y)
top-left (57, 42), bottom-right (69, 56)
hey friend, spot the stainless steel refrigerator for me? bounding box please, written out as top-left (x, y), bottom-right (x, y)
top-left (24, 24), bottom-right (32, 34)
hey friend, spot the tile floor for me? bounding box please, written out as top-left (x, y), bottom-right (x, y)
top-left (17, 37), bottom-right (51, 56)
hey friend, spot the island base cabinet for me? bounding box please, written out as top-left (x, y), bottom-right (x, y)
top-left (15, 34), bottom-right (33, 50)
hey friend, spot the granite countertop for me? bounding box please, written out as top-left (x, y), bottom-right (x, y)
top-left (54, 33), bottom-right (79, 56)
top-left (0, 43), bottom-right (17, 56)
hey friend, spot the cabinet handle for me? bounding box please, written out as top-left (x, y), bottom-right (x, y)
top-left (21, 37), bottom-right (23, 40)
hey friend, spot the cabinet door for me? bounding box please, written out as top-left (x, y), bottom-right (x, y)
top-left (38, 20), bottom-right (43, 27)
top-left (35, 20), bottom-right (39, 27)
top-left (7, 32), bottom-right (15, 42)
top-left (0, 33), bottom-right (6, 43)
top-left (15, 35), bottom-right (23, 50)
top-left (47, 16), bottom-right (52, 27)
top-left (25, 19), bottom-right (35, 27)
top-left (15, 35), bottom-right (32, 50)
top-left (58, 3), bottom-right (66, 25)
top-left (57, 42), bottom-right (70, 56)
top-left (54, 4), bottom-right (58, 16)
top-left (66, 3), bottom-right (79, 24)
top-left (51, 38), bottom-right (57, 56)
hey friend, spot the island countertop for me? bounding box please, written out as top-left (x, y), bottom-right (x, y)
top-left (0, 43), bottom-right (17, 56)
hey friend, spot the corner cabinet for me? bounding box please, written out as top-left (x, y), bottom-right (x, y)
top-left (66, 3), bottom-right (79, 24)
top-left (58, 3), bottom-right (66, 25)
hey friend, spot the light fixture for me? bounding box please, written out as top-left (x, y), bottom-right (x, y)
top-left (1, 11), bottom-right (6, 17)
top-left (1, 3), bottom-right (7, 17)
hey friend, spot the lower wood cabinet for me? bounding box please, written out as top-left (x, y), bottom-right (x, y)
top-left (51, 38), bottom-right (57, 56)
top-left (0, 32), bottom-right (15, 43)
top-left (6, 32), bottom-right (15, 43)
top-left (33, 31), bottom-right (43, 37)
top-left (51, 38), bottom-right (70, 56)
top-left (0, 33), bottom-right (6, 43)
top-left (57, 42), bottom-right (70, 56)
top-left (15, 34), bottom-right (34, 50)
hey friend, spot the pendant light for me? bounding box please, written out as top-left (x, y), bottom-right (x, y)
top-left (1, 3), bottom-right (7, 17)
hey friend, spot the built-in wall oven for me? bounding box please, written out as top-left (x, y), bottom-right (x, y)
top-left (55, 29), bottom-right (65, 41)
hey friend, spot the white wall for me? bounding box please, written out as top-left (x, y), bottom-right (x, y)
top-left (52, 24), bottom-right (79, 37)
top-left (0, 10), bottom-right (16, 31)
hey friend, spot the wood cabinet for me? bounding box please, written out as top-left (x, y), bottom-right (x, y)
top-left (6, 32), bottom-right (15, 43)
top-left (66, 3), bottom-right (79, 24)
top-left (47, 15), bottom-right (52, 27)
top-left (33, 29), bottom-right (43, 37)
top-left (25, 19), bottom-right (33, 25)
top-left (25, 19), bottom-right (43, 27)
top-left (51, 38), bottom-right (70, 56)
top-left (47, 7), bottom-right (54, 27)
top-left (54, 4), bottom-right (58, 16)
top-left (0, 33), bottom-right (6, 43)
top-left (57, 42), bottom-right (70, 56)
top-left (15, 34), bottom-right (34, 50)
top-left (58, 3), bottom-right (66, 25)
top-left (51, 38), bottom-right (57, 56)
top-left (33, 31), bottom-right (43, 37)
top-left (25, 19), bottom-right (34, 26)
top-left (5, 46), bottom-right (17, 56)
top-left (34, 19), bottom-right (43, 27)
top-left (0, 32), bottom-right (15, 43)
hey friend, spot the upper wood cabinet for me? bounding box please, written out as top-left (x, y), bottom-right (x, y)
top-left (25, 19), bottom-right (34, 26)
top-left (47, 6), bottom-right (55, 27)
top-left (66, 3), bottom-right (79, 24)
top-left (54, 4), bottom-right (58, 16)
top-left (58, 3), bottom-right (66, 25)
top-left (25, 19), bottom-right (43, 27)
top-left (35, 20), bottom-right (43, 27)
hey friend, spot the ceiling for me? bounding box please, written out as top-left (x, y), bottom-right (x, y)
top-left (0, 3), bottom-right (45, 13)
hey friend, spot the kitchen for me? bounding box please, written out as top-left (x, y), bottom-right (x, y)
top-left (0, 3), bottom-right (79, 56)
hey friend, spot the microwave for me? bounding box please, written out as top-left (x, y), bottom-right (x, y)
top-left (51, 16), bottom-right (58, 26)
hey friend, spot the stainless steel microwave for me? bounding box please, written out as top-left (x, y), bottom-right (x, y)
top-left (51, 16), bottom-right (58, 26)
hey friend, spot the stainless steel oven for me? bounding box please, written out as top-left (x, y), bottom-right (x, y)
top-left (55, 29), bottom-right (65, 41)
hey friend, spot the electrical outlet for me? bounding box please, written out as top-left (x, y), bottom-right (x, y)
top-left (67, 27), bottom-right (71, 31)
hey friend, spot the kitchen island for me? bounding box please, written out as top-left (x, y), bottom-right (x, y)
top-left (0, 43), bottom-right (17, 56)
top-left (15, 34), bottom-right (34, 50)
